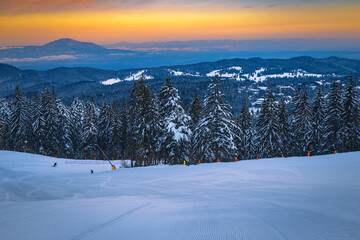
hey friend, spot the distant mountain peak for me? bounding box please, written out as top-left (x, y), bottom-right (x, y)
top-left (43, 38), bottom-right (101, 48)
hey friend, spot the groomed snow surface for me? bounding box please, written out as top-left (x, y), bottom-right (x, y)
top-left (1, 151), bottom-right (360, 240)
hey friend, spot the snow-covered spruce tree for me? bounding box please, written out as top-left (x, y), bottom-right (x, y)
top-left (324, 81), bottom-right (344, 153)
top-left (0, 104), bottom-right (6, 149)
top-left (341, 76), bottom-right (360, 151)
top-left (56, 98), bottom-right (73, 157)
top-left (81, 100), bottom-right (98, 158)
top-left (39, 87), bottom-right (60, 156)
top-left (293, 89), bottom-right (313, 155)
top-left (189, 92), bottom-right (202, 130)
top-left (127, 82), bottom-right (139, 165)
top-left (256, 91), bottom-right (281, 158)
top-left (70, 98), bottom-right (85, 157)
top-left (10, 85), bottom-right (32, 151)
top-left (109, 100), bottom-right (122, 158)
top-left (311, 87), bottom-right (326, 154)
top-left (189, 93), bottom-right (203, 163)
top-left (278, 98), bottom-right (290, 155)
top-left (194, 76), bottom-right (237, 162)
top-left (236, 101), bottom-right (255, 160)
top-left (90, 97), bottom-right (100, 119)
top-left (289, 86), bottom-right (302, 155)
top-left (159, 77), bottom-right (192, 164)
top-left (289, 86), bottom-right (304, 155)
top-left (98, 101), bottom-right (112, 156)
top-left (31, 92), bottom-right (43, 153)
top-left (136, 78), bottom-right (161, 166)
top-left (118, 100), bottom-right (128, 159)
top-left (0, 97), bottom-right (10, 149)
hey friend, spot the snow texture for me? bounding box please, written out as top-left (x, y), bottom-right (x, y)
top-left (206, 66), bottom-right (244, 81)
top-left (101, 78), bottom-right (122, 85)
top-left (244, 68), bottom-right (323, 83)
top-left (101, 71), bottom-right (153, 85)
top-left (168, 69), bottom-right (201, 77)
top-left (1, 150), bottom-right (360, 240)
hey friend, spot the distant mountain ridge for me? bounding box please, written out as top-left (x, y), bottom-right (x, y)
top-left (1, 38), bottom-right (360, 70)
top-left (0, 38), bottom-right (132, 59)
top-left (0, 56), bottom-right (359, 114)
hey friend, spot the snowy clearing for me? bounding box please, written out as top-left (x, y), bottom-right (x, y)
top-left (124, 70), bottom-right (153, 81)
top-left (100, 78), bottom-right (122, 85)
top-left (1, 151), bottom-right (360, 240)
top-left (101, 70), bottom-right (153, 85)
top-left (206, 66), bottom-right (244, 81)
top-left (168, 69), bottom-right (201, 77)
top-left (243, 69), bottom-right (323, 82)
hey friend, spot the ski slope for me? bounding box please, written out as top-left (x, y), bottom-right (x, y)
top-left (1, 151), bottom-right (360, 240)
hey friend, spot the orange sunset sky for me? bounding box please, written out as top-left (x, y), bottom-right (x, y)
top-left (0, 0), bottom-right (360, 46)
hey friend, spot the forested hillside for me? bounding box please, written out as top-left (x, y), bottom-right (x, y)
top-left (1, 75), bottom-right (359, 166)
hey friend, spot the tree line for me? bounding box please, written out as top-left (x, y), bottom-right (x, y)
top-left (0, 76), bottom-right (359, 166)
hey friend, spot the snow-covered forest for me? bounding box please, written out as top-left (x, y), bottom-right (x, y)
top-left (0, 76), bottom-right (359, 166)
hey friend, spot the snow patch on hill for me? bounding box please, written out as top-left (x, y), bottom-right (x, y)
top-left (101, 70), bottom-right (153, 85)
top-left (168, 69), bottom-right (201, 77)
top-left (244, 68), bottom-right (323, 82)
top-left (124, 70), bottom-right (153, 81)
top-left (101, 78), bottom-right (122, 85)
top-left (206, 66), bottom-right (244, 80)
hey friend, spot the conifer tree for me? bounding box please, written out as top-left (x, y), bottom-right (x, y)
top-left (159, 77), bottom-right (191, 164)
top-left (81, 100), bottom-right (98, 158)
top-left (291, 86), bottom-right (313, 155)
top-left (324, 81), bottom-right (344, 152)
top-left (119, 100), bottom-right (128, 158)
top-left (70, 98), bottom-right (85, 156)
top-left (10, 85), bottom-right (32, 151)
top-left (278, 98), bottom-right (290, 155)
top-left (194, 76), bottom-right (237, 162)
top-left (189, 93), bottom-right (202, 130)
top-left (40, 87), bottom-right (60, 155)
top-left (311, 87), bottom-right (325, 154)
top-left (290, 86), bottom-right (301, 155)
top-left (57, 99), bottom-right (73, 156)
top-left (127, 82), bottom-right (139, 164)
top-left (98, 102), bottom-right (112, 155)
top-left (256, 91), bottom-right (281, 158)
top-left (31, 92), bottom-right (43, 153)
top-left (300, 91), bottom-right (313, 154)
top-left (0, 108), bottom-right (6, 148)
top-left (341, 76), bottom-right (360, 151)
top-left (237, 101), bottom-right (255, 159)
top-left (110, 100), bottom-right (122, 158)
top-left (0, 97), bottom-right (10, 149)
top-left (136, 79), bottom-right (161, 165)
top-left (189, 93), bottom-right (202, 163)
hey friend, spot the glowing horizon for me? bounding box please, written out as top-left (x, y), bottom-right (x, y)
top-left (0, 1), bottom-right (359, 46)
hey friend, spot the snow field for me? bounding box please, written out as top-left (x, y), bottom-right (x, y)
top-left (1, 151), bottom-right (360, 240)
top-left (101, 70), bottom-right (153, 85)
